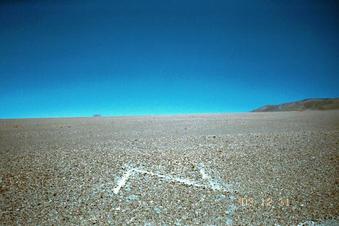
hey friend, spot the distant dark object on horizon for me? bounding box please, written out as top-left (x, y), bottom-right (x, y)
top-left (93, 114), bottom-right (102, 117)
top-left (252, 98), bottom-right (339, 112)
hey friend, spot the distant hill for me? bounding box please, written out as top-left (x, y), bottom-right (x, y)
top-left (252, 98), bottom-right (339, 112)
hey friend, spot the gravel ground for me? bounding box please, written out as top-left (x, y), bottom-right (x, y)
top-left (1, 111), bottom-right (338, 225)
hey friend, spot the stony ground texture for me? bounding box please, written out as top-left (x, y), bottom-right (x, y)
top-left (1, 111), bottom-right (338, 225)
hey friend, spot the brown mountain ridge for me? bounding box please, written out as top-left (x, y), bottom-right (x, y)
top-left (252, 98), bottom-right (339, 112)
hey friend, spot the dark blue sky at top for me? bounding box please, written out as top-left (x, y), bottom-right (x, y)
top-left (0, 0), bottom-right (338, 118)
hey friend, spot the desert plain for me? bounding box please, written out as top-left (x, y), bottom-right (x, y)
top-left (1, 111), bottom-right (338, 225)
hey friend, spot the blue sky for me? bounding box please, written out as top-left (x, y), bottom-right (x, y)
top-left (0, 0), bottom-right (338, 118)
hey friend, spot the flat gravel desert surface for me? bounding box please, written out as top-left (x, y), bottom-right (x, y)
top-left (1, 111), bottom-right (339, 225)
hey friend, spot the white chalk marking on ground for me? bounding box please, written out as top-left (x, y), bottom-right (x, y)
top-left (225, 195), bottom-right (237, 226)
top-left (197, 163), bottom-right (223, 191)
top-left (297, 219), bottom-right (339, 226)
top-left (113, 169), bottom-right (134, 194)
top-left (113, 163), bottom-right (238, 225)
top-left (197, 163), bottom-right (211, 180)
top-left (297, 222), bottom-right (316, 226)
top-left (113, 164), bottom-right (235, 194)
top-left (134, 168), bottom-right (207, 188)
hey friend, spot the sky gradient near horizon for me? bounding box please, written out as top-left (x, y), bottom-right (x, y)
top-left (1, 0), bottom-right (338, 118)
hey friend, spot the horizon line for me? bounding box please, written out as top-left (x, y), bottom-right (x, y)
top-left (0, 111), bottom-right (253, 120)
